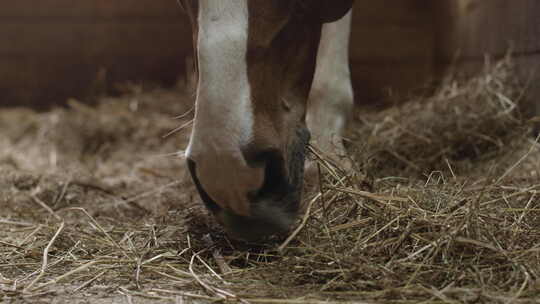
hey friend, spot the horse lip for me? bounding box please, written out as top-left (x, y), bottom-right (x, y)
top-left (186, 158), bottom-right (222, 214)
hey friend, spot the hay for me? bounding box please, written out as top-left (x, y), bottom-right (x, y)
top-left (1, 58), bottom-right (540, 303)
top-left (349, 56), bottom-right (529, 179)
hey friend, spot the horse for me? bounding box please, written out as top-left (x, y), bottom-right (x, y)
top-left (180, 0), bottom-right (354, 240)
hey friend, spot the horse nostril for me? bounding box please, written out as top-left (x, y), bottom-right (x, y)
top-left (244, 149), bottom-right (290, 200)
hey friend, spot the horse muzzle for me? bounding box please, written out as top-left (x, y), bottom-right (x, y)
top-left (186, 127), bottom-right (310, 241)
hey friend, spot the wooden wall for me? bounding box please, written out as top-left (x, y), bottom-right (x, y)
top-left (0, 1), bottom-right (191, 108)
top-left (350, 0), bottom-right (437, 105)
top-left (1, 1), bottom-right (538, 111)
top-left (1, 1), bottom-right (441, 109)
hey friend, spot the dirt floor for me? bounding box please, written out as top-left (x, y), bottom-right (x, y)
top-left (2, 59), bottom-right (540, 303)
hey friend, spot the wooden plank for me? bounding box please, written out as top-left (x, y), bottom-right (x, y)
top-left (351, 0), bottom-right (435, 25)
top-left (350, 61), bottom-right (434, 105)
top-left (436, 0), bottom-right (540, 60)
top-left (0, 0), bottom-right (184, 19)
top-left (0, 52), bottom-right (184, 107)
top-left (350, 26), bottom-right (433, 62)
top-left (350, 0), bottom-right (437, 104)
top-left (1, 22), bottom-right (190, 56)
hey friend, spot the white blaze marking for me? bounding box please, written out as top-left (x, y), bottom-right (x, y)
top-left (186, 0), bottom-right (262, 216)
top-left (192, 0), bottom-right (252, 143)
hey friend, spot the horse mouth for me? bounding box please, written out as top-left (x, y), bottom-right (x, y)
top-left (186, 126), bottom-right (310, 241)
